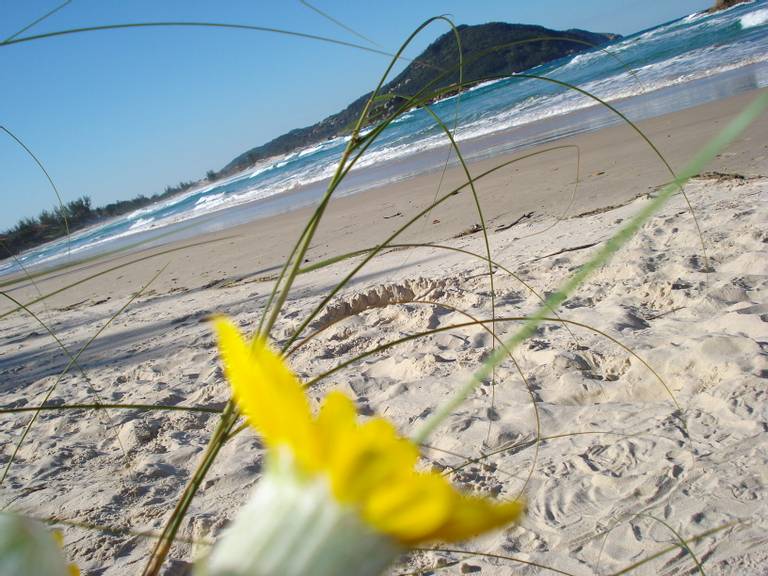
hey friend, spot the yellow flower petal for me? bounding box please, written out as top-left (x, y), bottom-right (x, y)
top-left (363, 472), bottom-right (452, 543)
top-left (426, 494), bottom-right (525, 543)
top-left (214, 318), bottom-right (319, 471)
top-left (316, 391), bottom-right (357, 461)
top-left (329, 417), bottom-right (419, 504)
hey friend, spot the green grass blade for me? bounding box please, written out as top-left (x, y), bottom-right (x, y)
top-left (419, 548), bottom-right (579, 576)
top-left (606, 520), bottom-right (743, 576)
top-left (289, 241), bottom-right (578, 354)
top-left (640, 514), bottom-right (706, 575)
top-left (1, 125), bottom-right (71, 256)
top-left (0, 21), bottom-right (396, 60)
top-left (0, 220), bottom-right (211, 290)
top-left (259, 16), bottom-right (459, 340)
top-left (298, 0), bottom-right (383, 48)
top-left (0, 235), bottom-right (236, 320)
top-left (406, 70), bottom-right (708, 272)
top-left (0, 512), bottom-right (206, 547)
top-left (3, 0), bottom-right (73, 42)
top-left (0, 403), bottom-right (221, 415)
top-left (281, 145), bottom-right (585, 350)
top-left (412, 90), bottom-right (768, 444)
top-left (0, 263), bottom-right (169, 487)
top-left (0, 289), bottom-right (124, 452)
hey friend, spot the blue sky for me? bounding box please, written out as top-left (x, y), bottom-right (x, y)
top-left (0, 0), bottom-right (712, 229)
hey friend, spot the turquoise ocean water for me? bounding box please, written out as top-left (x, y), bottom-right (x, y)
top-left (4, 0), bottom-right (768, 275)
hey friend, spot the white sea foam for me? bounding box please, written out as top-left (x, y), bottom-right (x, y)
top-left (3, 0), bottom-right (766, 277)
top-left (682, 11), bottom-right (707, 24)
top-left (194, 193), bottom-right (226, 209)
top-left (128, 217), bottom-right (155, 231)
top-left (741, 8), bottom-right (768, 28)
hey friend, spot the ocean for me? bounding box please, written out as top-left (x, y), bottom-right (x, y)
top-left (3, 0), bottom-right (768, 276)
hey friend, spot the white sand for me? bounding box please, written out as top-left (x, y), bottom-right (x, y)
top-left (1, 93), bottom-right (768, 575)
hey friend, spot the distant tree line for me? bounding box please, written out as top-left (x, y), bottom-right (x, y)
top-left (0, 172), bottom-right (218, 259)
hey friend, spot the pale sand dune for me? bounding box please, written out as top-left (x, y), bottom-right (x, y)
top-left (1, 91), bottom-right (767, 574)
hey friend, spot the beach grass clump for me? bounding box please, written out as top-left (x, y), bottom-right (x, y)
top-left (0, 7), bottom-right (766, 576)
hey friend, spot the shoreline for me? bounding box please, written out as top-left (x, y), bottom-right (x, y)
top-left (2, 86), bottom-right (766, 311)
top-left (4, 59), bottom-right (768, 278)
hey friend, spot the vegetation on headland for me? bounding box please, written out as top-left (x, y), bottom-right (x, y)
top-left (221, 23), bottom-right (619, 176)
top-left (3, 21), bottom-right (617, 261)
top-left (708, 0), bottom-right (751, 13)
top-left (0, 178), bottom-right (207, 258)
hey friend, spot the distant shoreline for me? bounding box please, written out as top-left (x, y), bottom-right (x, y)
top-left (4, 60), bottom-right (767, 280)
top-left (2, 85), bottom-right (765, 309)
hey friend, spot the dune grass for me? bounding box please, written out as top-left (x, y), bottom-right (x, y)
top-left (0, 7), bottom-right (766, 576)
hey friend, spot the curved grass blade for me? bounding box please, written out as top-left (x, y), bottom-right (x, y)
top-left (424, 520), bottom-right (743, 576)
top-left (0, 22), bottom-right (396, 60)
top-left (0, 403), bottom-right (221, 415)
top-left (415, 100), bottom-right (499, 424)
top-left (418, 547), bottom-right (579, 576)
top-left (0, 219), bottom-right (207, 291)
top-left (259, 16), bottom-right (460, 340)
top-left (413, 90), bottom-right (768, 444)
top-left (278, 145), bottom-right (574, 352)
top-left (0, 511), bottom-right (206, 547)
top-left (277, 63), bottom-right (693, 352)
top-left (1, 239), bottom-right (52, 316)
top-left (0, 289), bottom-right (124, 453)
top-left (298, 0), bottom-right (383, 48)
top-left (287, 238), bottom-right (580, 354)
top-left (1, 125), bottom-right (71, 256)
top-left (404, 71), bottom-right (708, 273)
top-left (640, 513), bottom-right (706, 575)
top-left (3, 0), bottom-right (73, 43)
top-left (318, 40), bottom-right (703, 293)
top-left (301, 316), bottom-right (604, 389)
top-left (0, 263), bottom-right (168, 487)
top-left (0, 235), bottom-right (237, 320)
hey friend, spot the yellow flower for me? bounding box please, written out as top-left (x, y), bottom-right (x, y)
top-left (200, 319), bottom-right (523, 576)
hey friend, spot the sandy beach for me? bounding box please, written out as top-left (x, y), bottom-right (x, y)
top-left (1, 87), bottom-right (768, 575)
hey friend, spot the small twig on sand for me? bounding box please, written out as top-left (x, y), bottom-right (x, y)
top-left (645, 306), bottom-right (686, 321)
top-left (495, 211), bottom-right (534, 232)
top-left (532, 241), bottom-right (600, 262)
